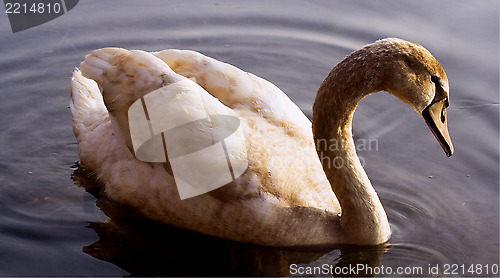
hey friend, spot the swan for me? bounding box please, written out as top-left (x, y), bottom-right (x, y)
top-left (70, 38), bottom-right (453, 246)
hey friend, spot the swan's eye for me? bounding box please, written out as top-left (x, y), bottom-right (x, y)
top-left (441, 105), bottom-right (446, 123)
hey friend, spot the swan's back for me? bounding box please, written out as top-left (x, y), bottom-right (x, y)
top-left (70, 48), bottom-right (341, 246)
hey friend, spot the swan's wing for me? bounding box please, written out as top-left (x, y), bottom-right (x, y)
top-left (70, 69), bottom-right (131, 176)
top-left (77, 48), bottom-right (240, 151)
top-left (73, 48), bottom-right (250, 199)
top-left (153, 50), bottom-right (312, 139)
top-left (151, 50), bottom-right (342, 207)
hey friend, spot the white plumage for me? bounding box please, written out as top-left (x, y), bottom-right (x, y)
top-left (70, 39), bottom-right (452, 246)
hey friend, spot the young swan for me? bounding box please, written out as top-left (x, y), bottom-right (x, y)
top-left (70, 38), bottom-right (453, 246)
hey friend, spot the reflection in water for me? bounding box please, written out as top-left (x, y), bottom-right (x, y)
top-left (72, 165), bottom-right (386, 276)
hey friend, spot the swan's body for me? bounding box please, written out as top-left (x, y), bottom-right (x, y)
top-left (70, 38), bottom-right (453, 246)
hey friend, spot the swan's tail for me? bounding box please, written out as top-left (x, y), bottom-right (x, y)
top-left (70, 69), bottom-right (109, 139)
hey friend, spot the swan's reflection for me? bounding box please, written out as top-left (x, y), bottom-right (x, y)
top-left (72, 165), bottom-right (386, 276)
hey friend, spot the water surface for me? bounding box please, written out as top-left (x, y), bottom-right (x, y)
top-left (0, 0), bottom-right (498, 276)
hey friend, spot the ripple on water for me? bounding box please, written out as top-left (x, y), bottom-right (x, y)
top-left (376, 177), bottom-right (477, 267)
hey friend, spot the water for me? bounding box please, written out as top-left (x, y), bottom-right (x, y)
top-left (0, 0), bottom-right (498, 276)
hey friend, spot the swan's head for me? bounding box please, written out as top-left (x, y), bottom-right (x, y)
top-left (365, 38), bottom-right (454, 157)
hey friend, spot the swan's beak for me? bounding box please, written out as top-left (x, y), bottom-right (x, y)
top-left (422, 98), bottom-right (454, 157)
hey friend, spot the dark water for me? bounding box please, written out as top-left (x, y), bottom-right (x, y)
top-left (0, 0), bottom-right (498, 276)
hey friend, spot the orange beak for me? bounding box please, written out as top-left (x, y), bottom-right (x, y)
top-left (422, 98), bottom-right (454, 157)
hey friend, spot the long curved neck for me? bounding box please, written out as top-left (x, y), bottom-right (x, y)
top-left (312, 54), bottom-right (391, 245)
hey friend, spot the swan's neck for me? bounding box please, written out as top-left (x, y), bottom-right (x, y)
top-left (312, 54), bottom-right (391, 245)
